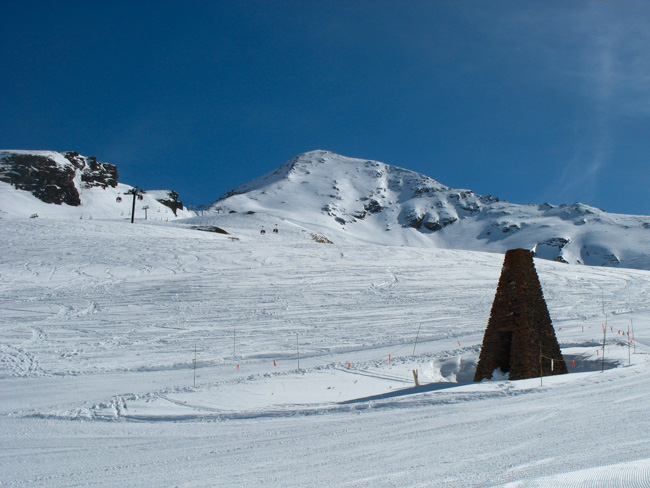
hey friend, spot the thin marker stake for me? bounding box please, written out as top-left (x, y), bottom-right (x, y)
top-left (601, 320), bottom-right (607, 373)
top-left (628, 324), bottom-right (631, 365)
top-left (193, 345), bottom-right (197, 388)
top-left (413, 323), bottom-right (422, 357)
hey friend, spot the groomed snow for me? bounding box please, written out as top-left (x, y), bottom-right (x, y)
top-left (1, 214), bottom-right (650, 487)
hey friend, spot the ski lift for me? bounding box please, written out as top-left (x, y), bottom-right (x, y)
top-left (116, 196), bottom-right (122, 203)
top-left (138, 194), bottom-right (144, 200)
top-left (273, 225), bottom-right (278, 234)
top-left (260, 227), bottom-right (266, 235)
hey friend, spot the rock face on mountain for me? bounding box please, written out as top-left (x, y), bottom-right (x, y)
top-left (0, 151), bottom-right (118, 206)
top-left (146, 190), bottom-right (185, 216)
top-left (212, 150), bottom-right (650, 270)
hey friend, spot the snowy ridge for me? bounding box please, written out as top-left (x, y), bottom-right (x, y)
top-left (213, 150), bottom-right (650, 270)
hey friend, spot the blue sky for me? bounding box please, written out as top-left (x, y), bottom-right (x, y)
top-left (2, 1), bottom-right (649, 215)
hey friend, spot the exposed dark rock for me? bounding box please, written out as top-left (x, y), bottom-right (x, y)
top-left (460, 204), bottom-right (480, 213)
top-left (546, 237), bottom-right (570, 247)
top-left (413, 186), bottom-right (442, 197)
top-left (502, 224), bottom-right (520, 234)
top-left (63, 152), bottom-right (118, 189)
top-left (408, 215), bottom-right (424, 229)
top-left (306, 231), bottom-right (333, 244)
top-left (363, 199), bottom-right (384, 214)
top-left (474, 249), bottom-right (568, 381)
top-left (192, 226), bottom-right (229, 234)
top-left (422, 221), bottom-right (443, 231)
top-left (0, 153), bottom-right (81, 205)
top-left (154, 190), bottom-right (184, 216)
top-left (422, 216), bottom-right (457, 232)
top-left (0, 151), bottom-right (119, 206)
top-left (322, 204), bottom-right (336, 217)
top-left (402, 210), bottom-right (459, 232)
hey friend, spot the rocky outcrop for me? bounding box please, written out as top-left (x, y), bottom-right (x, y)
top-left (533, 237), bottom-right (571, 264)
top-left (153, 190), bottom-right (185, 217)
top-left (0, 153), bottom-right (81, 205)
top-left (0, 151), bottom-right (118, 206)
top-left (63, 151), bottom-right (118, 189)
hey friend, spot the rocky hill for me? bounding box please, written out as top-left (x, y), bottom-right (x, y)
top-left (0, 151), bottom-right (118, 206)
top-left (0, 150), bottom-right (194, 220)
top-left (212, 150), bottom-right (650, 270)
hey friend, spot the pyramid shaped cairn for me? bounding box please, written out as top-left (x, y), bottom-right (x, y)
top-left (474, 249), bottom-right (568, 381)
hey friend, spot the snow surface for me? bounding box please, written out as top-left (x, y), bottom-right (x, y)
top-left (0, 180), bottom-right (194, 221)
top-left (2, 213), bottom-right (650, 487)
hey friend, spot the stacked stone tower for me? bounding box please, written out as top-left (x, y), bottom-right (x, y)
top-left (474, 249), bottom-right (568, 381)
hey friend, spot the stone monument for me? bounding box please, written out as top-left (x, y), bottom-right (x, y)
top-left (474, 248), bottom-right (568, 381)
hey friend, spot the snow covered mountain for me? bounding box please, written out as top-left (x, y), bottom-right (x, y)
top-left (212, 150), bottom-right (650, 270)
top-left (3, 150), bottom-right (650, 487)
top-left (0, 150), bottom-right (194, 220)
top-left (3, 148), bottom-right (648, 270)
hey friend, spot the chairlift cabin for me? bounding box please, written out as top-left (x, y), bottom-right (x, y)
top-left (116, 196), bottom-right (122, 203)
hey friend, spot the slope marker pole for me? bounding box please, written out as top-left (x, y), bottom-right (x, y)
top-left (412, 323), bottom-right (422, 357)
top-left (601, 319), bottom-right (607, 373)
top-left (628, 324), bottom-right (631, 365)
top-left (296, 333), bottom-right (300, 372)
top-left (193, 345), bottom-right (197, 388)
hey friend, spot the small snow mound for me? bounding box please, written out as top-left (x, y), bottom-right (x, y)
top-left (423, 355), bottom-right (477, 383)
top-left (489, 369), bottom-right (510, 381)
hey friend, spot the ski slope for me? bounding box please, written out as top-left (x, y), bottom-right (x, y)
top-left (1, 214), bottom-right (650, 487)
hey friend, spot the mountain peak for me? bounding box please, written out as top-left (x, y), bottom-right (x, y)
top-left (211, 150), bottom-right (650, 270)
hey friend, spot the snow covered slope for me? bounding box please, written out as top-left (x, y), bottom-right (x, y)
top-left (212, 150), bottom-right (650, 270)
top-left (0, 150), bottom-right (194, 220)
top-left (2, 215), bottom-right (650, 487)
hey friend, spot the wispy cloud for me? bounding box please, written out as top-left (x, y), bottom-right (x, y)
top-left (489, 1), bottom-right (650, 205)
top-left (496, 1), bottom-right (650, 115)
